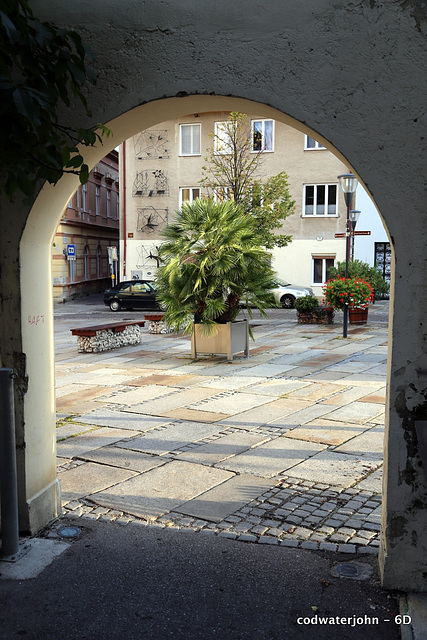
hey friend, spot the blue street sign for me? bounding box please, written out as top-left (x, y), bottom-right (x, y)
top-left (67, 244), bottom-right (76, 256)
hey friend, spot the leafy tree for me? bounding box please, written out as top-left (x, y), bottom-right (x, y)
top-left (155, 198), bottom-right (278, 336)
top-left (0, 0), bottom-right (111, 204)
top-left (327, 259), bottom-right (390, 300)
top-left (200, 111), bottom-right (295, 249)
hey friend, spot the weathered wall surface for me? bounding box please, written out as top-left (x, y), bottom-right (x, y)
top-left (6, 0), bottom-right (426, 588)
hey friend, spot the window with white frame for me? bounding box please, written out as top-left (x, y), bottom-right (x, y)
top-left (251, 119), bottom-right (274, 152)
top-left (179, 123), bottom-right (201, 156)
top-left (304, 135), bottom-right (325, 150)
top-left (213, 186), bottom-right (234, 202)
top-left (179, 187), bottom-right (201, 206)
top-left (214, 121), bottom-right (233, 154)
top-left (304, 184), bottom-right (337, 216)
top-left (312, 256), bottom-right (335, 285)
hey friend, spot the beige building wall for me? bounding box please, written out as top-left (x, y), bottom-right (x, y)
top-left (121, 112), bottom-right (350, 296)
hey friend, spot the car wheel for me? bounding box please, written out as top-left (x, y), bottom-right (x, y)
top-left (281, 294), bottom-right (295, 309)
top-left (109, 299), bottom-right (121, 312)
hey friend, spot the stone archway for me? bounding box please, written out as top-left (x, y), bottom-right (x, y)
top-left (2, 1), bottom-right (426, 591)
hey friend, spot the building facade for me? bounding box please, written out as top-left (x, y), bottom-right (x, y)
top-left (52, 150), bottom-right (120, 301)
top-left (119, 112), bottom-right (385, 297)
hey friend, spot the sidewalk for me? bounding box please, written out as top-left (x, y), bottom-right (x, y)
top-left (54, 303), bottom-right (387, 554)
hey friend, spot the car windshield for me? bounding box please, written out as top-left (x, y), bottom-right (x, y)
top-left (274, 278), bottom-right (291, 287)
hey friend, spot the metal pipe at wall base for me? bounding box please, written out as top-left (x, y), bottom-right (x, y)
top-left (0, 368), bottom-right (19, 557)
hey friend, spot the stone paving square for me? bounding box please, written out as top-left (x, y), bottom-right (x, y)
top-left (216, 397), bottom-right (312, 430)
top-left (190, 392), bottom-right (276, 416)
top-left (124, 387), bottom-right (220, 415)
top-left (177, 431), bottom-right (270, 465)
top-left (116, 421), bottom-right (226, 456)
top-left (354, 468), bottom-right (383, 493)
top-left (56, 423), bottom-right (95, 441)
top-left (76, 408), bottom-right (171, 431)
top-left (77, 446), bottom-right (168, 473)
top-left (359, 388), bottom-right (386, 404)
top-left (98, 384), bottom-right (181, 406)
top-left (284, 418), bottom-right (366, 446)
top-left (286, 381), bottom-right (346, 402)
top-left (243, 379), bottom-right (310, 397)
top-left (60, 462), bottom-right (137, 503)
top-left (333, 425), bottom-right (384, 461)
top-left (126, 373), bottom-right (200, 387)
top-left (175, 473), bottom-right (275, 522)
top-left (90, 460), bottom-right (234, 519)
top-left (320, 386), bottom-right (380, 406)
top-left (288, 450), bottom-right (382, 487)
top-left (161, 408), bottom-right (229, 423)
top-left (215, 436), bottom-right (325, 477)
top-left (199, 375), bottom-right (266, 391)
top-left (267, 403), bottom-right (336, 429)
top-left (235, 364), bottom-right (295, 377)
top-left (56, 427), bottom-right (140, 458)
top-left (324, 401), bottom-right (385, 424)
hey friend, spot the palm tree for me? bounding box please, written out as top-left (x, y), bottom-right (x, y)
top-left (155, 198), bottom-right (277, 335)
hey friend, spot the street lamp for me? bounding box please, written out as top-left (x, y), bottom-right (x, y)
top-left (338, 173), bottom-right (358, 338)
top-left (349, 209), bottom-right (361, 260)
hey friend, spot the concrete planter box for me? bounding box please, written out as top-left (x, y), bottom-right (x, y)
top-left (297, 309), bottom-right (334, 325)
top-left (191, 319), bottom-right (249, 361)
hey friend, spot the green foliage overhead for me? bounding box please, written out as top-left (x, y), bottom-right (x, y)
top-left (155, 198), bottom-right (278, 336)
top-left (200, 111), bottom-right (295, 249)
top-left (327, 259), bottom-right (390, 299)
top-left (0, 0), bottom-right (111, 204)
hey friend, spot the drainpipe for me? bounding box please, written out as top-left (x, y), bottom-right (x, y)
top-left (122, 140), bottom-right (127, 279)
top-left (0, 368), bottom-right (19, 557)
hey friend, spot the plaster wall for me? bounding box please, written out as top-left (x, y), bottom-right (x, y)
top-left (3, 0), bottom-right (426, 589)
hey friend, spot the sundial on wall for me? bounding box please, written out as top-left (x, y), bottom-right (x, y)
top-left (137, 207), bottom-right (168, 235)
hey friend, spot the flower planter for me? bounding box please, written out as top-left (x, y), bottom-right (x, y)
top-left (297, 309), bottom-right (334, 325)
top-left (349, 307), bottom-right (369, 324)
top-left (190, 319), bottom-right (249, 361)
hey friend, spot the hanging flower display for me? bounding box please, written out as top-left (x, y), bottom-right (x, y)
top-left (322, 276), bottom-right (374, 311)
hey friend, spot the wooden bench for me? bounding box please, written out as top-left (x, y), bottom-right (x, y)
top-left (71, 320), bottom-right (146, 353)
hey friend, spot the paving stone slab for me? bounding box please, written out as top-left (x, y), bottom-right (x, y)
top-left (56, 385), bottom-right (112, 410)
top-left (126, 387), bottom-right (219, 415)
top-left (56, 423), bottom-right (95, 441)
top-left (75, 408), bottom-right (170, 431)
top-left (77, 446), bottom-right (169, 472)
top-left (177, 431), bottom-right (270, 465)
top-left (215, 437), bottom-right (325, 477)
top-left (268, 403), bottom-right (335, 429)
top-left (320, 386), bottom-right (381, 406)
top-left (162, 408), bottom-right (228, 423)
top-left (175, 474), bottom-right (275, 522)
top-left (236, 364), bottom-right (296, 377)
top-left (325, 401), bottom-right (385, 424)
top-left (60, 461), bottom-right (137, 503)
top-left (190, 392), bottom-right (274, 415)
top-left (89, 460), bottom-right (234, 519)
top-left (126, 373), bottom-right (201, 387)
top-left (284, 418), bottom-right (366, 446)
top-left (288, 450), bottom-right (382, 487)
top-left (353, 468), bottom-right (383, 493)
top-left (286, 382), bottom-right (346, 402)
top-left (116, 421), bottom-right (226, 456)
top-left (333, 426), bottom-right (384, 461)
top-left (199, 375), bottom-right (266, 390)
top-left (99, 384), bottom-right (181, 406)
top-left (56, 427), bottom-right (140, 458)
top-left (243, 379), bottom-right (310, 397)
top-left (216, 398), bottom-right (312, 430)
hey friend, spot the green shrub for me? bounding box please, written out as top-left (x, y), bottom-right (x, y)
top-left (328, 259), bottom-right (389, 300)
top-left (294, 295), bottom-right (320, 312)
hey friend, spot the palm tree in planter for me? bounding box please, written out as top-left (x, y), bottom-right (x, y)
top-left (155, 198), bottom-right (277, 360)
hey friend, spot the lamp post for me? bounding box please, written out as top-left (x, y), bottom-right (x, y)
top-left (338, 173), bottom-right (358, 338)
top-left (349, 209), bottom-right (361, 260)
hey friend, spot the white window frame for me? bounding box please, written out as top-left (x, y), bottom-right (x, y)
top-left (303, 183), bottom-right (338, 217)
top-left (214, 121), bottom-right (233, 154)
top-left (213, 186), bottom-right (234, 202)
top-left (251, 119), bottom-right (274, 153)
top-left (304, 135), bottom-right (326, 150)
top-left (179, 123), bottom-right (201, 156)
top-left (179, 187), bottom-right (201, 207)
top-left (312, 256), bottom-right (335, 286)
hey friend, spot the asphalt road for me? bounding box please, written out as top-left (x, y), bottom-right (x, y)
top-left (0, 518), bottom-right (400, 640)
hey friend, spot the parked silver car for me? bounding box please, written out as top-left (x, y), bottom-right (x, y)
top-left (271, 278), bottom-right (315, 308)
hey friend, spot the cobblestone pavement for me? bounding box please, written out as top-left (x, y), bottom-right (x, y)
top-left (54, 300), bottom-right (389, 556)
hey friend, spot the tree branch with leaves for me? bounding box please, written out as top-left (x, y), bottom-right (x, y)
top-left (200, 111), bottom-right (295, 249)
top-left (0, 0), bottom-right (111, 204)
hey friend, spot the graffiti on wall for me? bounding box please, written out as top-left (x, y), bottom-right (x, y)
top-left (132, 169), bottom-right (169, 197)
top-left (134, 130), bottom-right (170, 159)
top-left (137, 207), bottom-right (169, 235)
